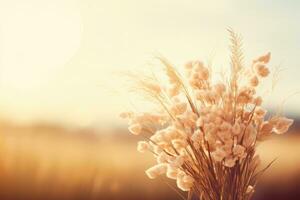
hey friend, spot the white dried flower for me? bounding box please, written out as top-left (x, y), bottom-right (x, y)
top-left (224, 156), bottom-right (237, 168)
top-left (233, 145), bottom-right (246, 158)
top-left (255, 107), bottom-right (267, 118)
top-left (198, 67), bottom-right (209, 80)
top-left (271, 117), bottom-right (293, 134)
top-left (246, 185), bottom-right (255, 194)
top-left (220, 121), bottom-right (232, 131)
top-left (254, 52), bottom-right (271, 64)
top-left (152, 145), bottom-right (163, 154)
top-left (177, 174), bottom-right (194, 191)
top-left (170, 155), bottom-right (185, 168)
top-left (156, 152), bottom-right (170, 163)
top-left (249, 75), bottom-right (259, 87)
top-left (171, 102), bottom-right (187, 116)
top-left (191, 129), bottom-right (203, 143)
top-left (128, 123), bottom-right (142, 135)
top-left (257, 121), bottom-right (273, 140)
top-left (214, 83), bottom-right (226, 96)
top-left (211, 148), bottom-right (227, 162)
top-left (145, 164), bottom-right (167, 179)
top-left (172, 139), bottom-right (188, 150)
top-left (254, 63), bottom-right (270, 77)
top-left (166, 165), bottom-right (179, 180)
top-left (137, 141), bottom-right (150, 153)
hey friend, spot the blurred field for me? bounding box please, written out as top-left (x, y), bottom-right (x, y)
top-left (0, 122), bottom-right (299, 200)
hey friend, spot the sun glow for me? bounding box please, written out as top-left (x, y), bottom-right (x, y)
top-left (0, 0), bottom-right (299, 126)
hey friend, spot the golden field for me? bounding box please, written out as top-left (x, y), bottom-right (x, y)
top-left (0, 122), bottom-right (299, 200)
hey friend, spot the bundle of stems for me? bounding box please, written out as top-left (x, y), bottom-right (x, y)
top-left (121, 29), bottom-right (293, 200)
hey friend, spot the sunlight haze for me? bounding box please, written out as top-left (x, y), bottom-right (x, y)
top-left (0, 0), bottom-right (299, 127)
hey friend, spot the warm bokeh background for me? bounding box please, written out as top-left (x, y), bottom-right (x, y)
top-left (0, 0), bottom-right (299, 199)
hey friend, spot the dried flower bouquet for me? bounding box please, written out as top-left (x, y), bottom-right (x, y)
top-left (121, 30), bottom-right (293, 200)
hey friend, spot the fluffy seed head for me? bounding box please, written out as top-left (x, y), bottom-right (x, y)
top-left (137, 141), bottom-right (150, 153)
top-left (128, 124), bottom-right (142, 135)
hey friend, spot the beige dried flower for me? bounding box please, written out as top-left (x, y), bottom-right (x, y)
top-left (145, 164), bottom-right (167, 179)
top-left (249, 75), bottom-right (259, 87)
top-left (254, 63), bottom-right (270, 77)
top-left (166, 165), bottom-right (179, 179)
top-left (121, 30), bottom-right (293, 200)
top-left (128, 123), bottom-right (142, 135)
top-left (271, 116), bottom-right (294, 134)
top-left (137, 141), bottom-right (150, 153)
top-left (254, 52), bottom-right (271, 64)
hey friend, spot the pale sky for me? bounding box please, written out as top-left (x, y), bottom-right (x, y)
top-left (0, 0), bottom-right (299, 127)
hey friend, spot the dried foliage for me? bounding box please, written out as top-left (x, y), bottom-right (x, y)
top-left (121, 30), bottom-right (293, 200)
